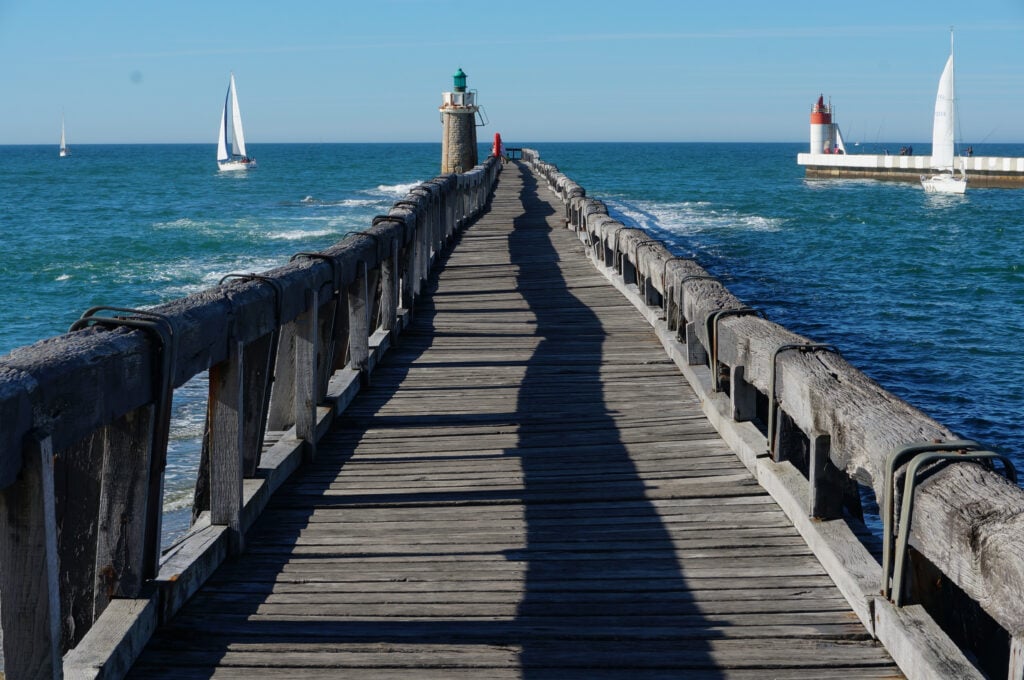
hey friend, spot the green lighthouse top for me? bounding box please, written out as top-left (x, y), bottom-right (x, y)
top-left (453, 68), bottom-right (467, 93)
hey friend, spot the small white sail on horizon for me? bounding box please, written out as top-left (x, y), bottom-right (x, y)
top-left (921, 31), bottom-right (967, 194)
top-left (217, 73), bottom-right (255, 171)
top-left (59, 114), bottom-right (70, 158)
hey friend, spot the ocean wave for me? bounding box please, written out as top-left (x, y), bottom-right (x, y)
top-left (372, 181), bottom-right (422, 197)
top-left (152, 218), bottom-right (205, 230)
top-left (291, 196), bottom-right (381, 208)
top-left (267, 228), bottom-right (337, 241)
top-left (341, 198), bottom-right (383, 207)
top-left (162, 487), bottom-right (198, 513)
top-left (610, 199), bottom-right (783, 236)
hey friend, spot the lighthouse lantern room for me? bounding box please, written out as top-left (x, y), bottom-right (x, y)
top-left (440, 68), bottom-right (482, 173)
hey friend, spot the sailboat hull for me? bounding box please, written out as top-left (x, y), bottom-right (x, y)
top-left (217, 157), bottom-right (256, 172)
top-left (921, 173), bottom-right (967, 194)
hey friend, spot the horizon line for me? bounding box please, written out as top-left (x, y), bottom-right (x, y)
top-left (4, 139), bottom-right (1024, 147)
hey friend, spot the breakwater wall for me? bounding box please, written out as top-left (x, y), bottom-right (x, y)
top-left (0, 158), bottom-right (500, 678)
top-left (523, 148), bottom-right (1024, 679)
top-left (798, 152), bottom-right (1024, 188)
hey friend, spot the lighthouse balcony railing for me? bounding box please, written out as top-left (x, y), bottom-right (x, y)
top-left (441, 91), bottom-right (476, 108)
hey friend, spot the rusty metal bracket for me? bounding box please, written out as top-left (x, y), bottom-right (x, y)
top-left (69, 307), bottom-right (176, 579)
top-left (660, 257), bottom-right (691, 325)
top-left (765, 343), bottom-right (840, 461)
top-left (372, 215), bottom-right (414, 241)
top-left (882, 440), bottom-right (1017, 605)
top-left (291, 252), bottom-right (342, 296)
top-left (372, 215), bottom-right (408, 226)
top-left (290, 253), bottom-right (345, 383)
top-left (219, 273), bottom-right (284, 330)
top-left (707, 308), bottom-right (767, 392)
top-left (610, 225), bottom-right (629, 268)
top-left (218, 273), bottom-right (285, 427)
top-left (660, 256), bottom-right (691, 290)
top-left (348, 229), bottom-right (383, 243)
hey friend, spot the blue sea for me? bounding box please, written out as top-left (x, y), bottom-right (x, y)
top-left (2, 142), bottom-right (1022, 542)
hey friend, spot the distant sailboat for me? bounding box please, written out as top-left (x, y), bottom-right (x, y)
top-left (217, 73), bottom-right (255, 171)
top-left (59, 114), bottom-right (70, 158)
top-left (921, 31), bottom-right (967, 194)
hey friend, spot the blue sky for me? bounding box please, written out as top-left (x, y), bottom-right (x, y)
top-left (2, 0), bottom-right (1022, 145)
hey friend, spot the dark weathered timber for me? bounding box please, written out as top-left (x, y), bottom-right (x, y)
top-left (128, 163), bottom-right (900, 678)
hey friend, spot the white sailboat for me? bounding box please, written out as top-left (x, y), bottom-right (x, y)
top-left (59, 113), bottom-right (70, 158)
top-left (217, 73), bottom-right (255, 171)
top-left (921, 31), bottom-right (966, 194)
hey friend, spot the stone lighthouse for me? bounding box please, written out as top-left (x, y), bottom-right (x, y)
top-left (440, 68), bottom-right (480, 174)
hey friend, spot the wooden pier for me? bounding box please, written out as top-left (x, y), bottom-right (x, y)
top-left (2, 151), bottom-right (1022, 679)
top-left (123, 162), bottom-right (898, 678)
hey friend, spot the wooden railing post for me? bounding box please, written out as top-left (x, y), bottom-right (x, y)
top-left (209, 339), bottom-right (245, 551)
top-left (729, 365), bottom-right (757, 422)
top-left (294, 290), bottom-right (319, 461)
top-left (684, 322), bottom-right (708, 366)
top-left (397, 232), bottom-right (413, 309)
top-left (348, 262), bottom-right (370, 382)
top-left (267, 322), bottom-right (297, 432)
top-left (0, 432), bottom-right (62, 680)
top-left (94, 407), bottom-right (155, 614)
top-left (808, 433), bottom-right (845, 520)
top-left (241, 333), bottom-right (277, 476)
top-left (381, 239), bottom-right (399, 338)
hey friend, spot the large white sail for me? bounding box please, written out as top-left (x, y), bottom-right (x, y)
top-left (930, 54), bottom-right (955, 170)
top-left (229, 74), bottom-right (247, 158)
top-left (217, 97), bottom-right (229, 162)
top-left (216, 72), bottom-right (255, 170)
top-left (59, 114), bottom-right (69, 157)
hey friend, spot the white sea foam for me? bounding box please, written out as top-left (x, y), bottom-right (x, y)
top-left (373, 181), bottom-right (422, 197)
top-left (610, 199), bottom-right (783, 236)
top-left (153, 218), bottom-right (203, 230)
top-left (55, 273), bottom-right (71, 281)
top-left (341, 198), bottom-right (381, 208)
top-left (162, 488), bottom-right (198, 513)
top-left (267, 228), bottom-right (336, 241)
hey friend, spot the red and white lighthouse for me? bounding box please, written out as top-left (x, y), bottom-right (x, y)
top-left (809, 95), bottom-right (845, 154)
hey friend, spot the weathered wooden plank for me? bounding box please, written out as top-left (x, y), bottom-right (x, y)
top-left (0, 432), bottom-right (61, 680)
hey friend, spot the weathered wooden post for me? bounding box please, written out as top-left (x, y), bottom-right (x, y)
top-left (440, 68), bottom-right (482, 174)
top-left (0, 432), bottom-right (62, 680)
top-left (347, 261), bottom-right (370, 382)
top-left (209, 340), bottom-right (245, 551)
top-left (294, 290), bottom-right (319, 461)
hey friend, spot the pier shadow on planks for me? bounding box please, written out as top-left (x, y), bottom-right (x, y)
top-left (128, 164), bottom-right (899, 678)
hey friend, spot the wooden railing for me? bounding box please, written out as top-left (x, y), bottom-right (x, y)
top-left (523, 147), bottom-right (1024, 680)
top-left (0, 158), bottom-right (500, 679)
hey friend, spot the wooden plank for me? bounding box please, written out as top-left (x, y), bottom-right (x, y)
top-left (0, 432), bottom-right (61, 680)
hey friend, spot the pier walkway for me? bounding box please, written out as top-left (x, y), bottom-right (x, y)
top-left (127, 164), bottom-right (900, 677)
